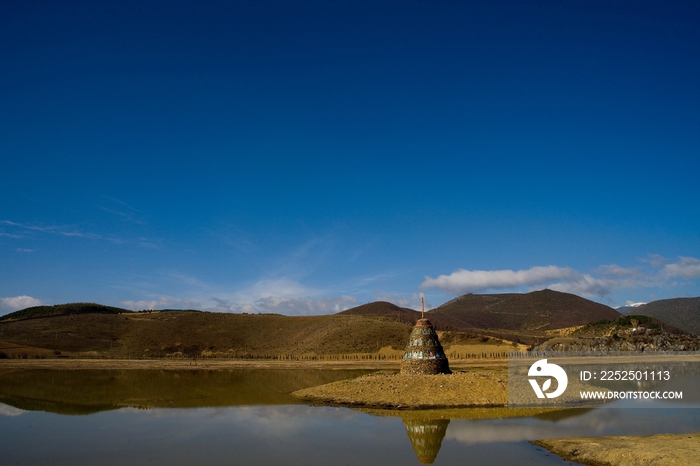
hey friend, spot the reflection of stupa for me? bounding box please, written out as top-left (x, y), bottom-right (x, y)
top-left (401, 298), bottom-right (451, 375)
top-left (403, 418), bottom-right (450, 465)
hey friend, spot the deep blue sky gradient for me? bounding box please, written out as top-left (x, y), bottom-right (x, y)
top-left (1, 0), bottom-right (699, 314)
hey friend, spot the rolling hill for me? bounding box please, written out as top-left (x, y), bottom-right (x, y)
top-left (338, 301), bottom-right (420, 324)
top-left (0, 302), bottom-right (131, 321)
top-left (339, 290), bottom-right (622, 344)
top-left (623, 297), bottom-right (700, 334)
top-left (0, 310), bottom-right (414, 359)
top-left (428, 289), bottom-right (620, 331)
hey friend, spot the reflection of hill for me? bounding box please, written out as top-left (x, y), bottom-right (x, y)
top-left (0, 369), bottom-right (369, 415)
top-left (533, 408), bottom-right (593, 422)
top-left (403, 418), bottom-right (450, 465)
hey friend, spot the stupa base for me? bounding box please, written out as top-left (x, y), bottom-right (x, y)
top-left (400, 359), bottom-right (451, 375)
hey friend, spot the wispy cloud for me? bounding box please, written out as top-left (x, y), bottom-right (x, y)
top-left (16, 248), bottom-right (35, 252)
top-left (99, 197), bottom-right (146, 224)
top-left (1, 219), bottom-right (161, 249)
top-left (1, 220), bottom-right (102, 239)
top-left (0, 295), bottom-right (43, 313)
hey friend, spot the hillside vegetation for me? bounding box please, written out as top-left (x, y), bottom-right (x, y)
top-left (0, 303), bottom-right (130, 322)
top-left (338, 301), bottom-right (420, 324)
top-left (623, 297), bottom-right (700, 334)
top-left (429, 289), bottom-right (620, 331)
top-left (534, 315), bottom-right (700, 352)
top-left (341, 290), bottom-right (621, 344)
top-left (0, 311), bottom-right (414, 359)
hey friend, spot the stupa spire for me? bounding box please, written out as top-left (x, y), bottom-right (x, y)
top-left (421, 296), bottom-right (424, 319)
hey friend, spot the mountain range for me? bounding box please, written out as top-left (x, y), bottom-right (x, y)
top-left (622, 297), bottom-right (700, 334)
top-left (340, 289), bottom-right (621, 341)
top-left (1, 291), bottom-right (697, 358)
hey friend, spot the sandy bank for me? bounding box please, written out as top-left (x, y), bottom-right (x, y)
top-left (292, 370), bottom-right (508, 409)
top-left (0, 358), bottom-right (404, 371)
top-left (533, 432), bottom-right (700, 466)
top-left (0, 358), bottom-right (511, 371)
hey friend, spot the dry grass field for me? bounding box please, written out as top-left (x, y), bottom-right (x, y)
top-left (0, 310), bottom-right (529, 361)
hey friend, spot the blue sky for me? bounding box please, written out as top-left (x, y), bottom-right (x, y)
top-left (1, 0), bottom-right (699, 315)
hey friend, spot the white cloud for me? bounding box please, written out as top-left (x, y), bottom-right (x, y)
top-left (597, 264), bottom-right (640, 277)
top-left (230, 295), bottom-right (358, 315)
top-left (420, 266), bottom-right (579, 294)
top-left (0, 295), bottom-right (43, 313)
top-left (117, 297), bottom-right (200, 311)
top-left (643, 253), bottom-right (667, 269)
top-left (663, 256), bottom-right (700, 279)
top-left (548, 274), bottom-right (618, 297)
top-left (419, 257), bottom-right (691, 301)
top-left (115, 272), bottom-right (358, 316)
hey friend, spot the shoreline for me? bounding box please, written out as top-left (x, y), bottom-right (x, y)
top-left (0, 358), bottom-right (406, 371)
top-left (0, 358), bottom-right (515, 371)
top-left (2, 352), bottom-right (698, 371)
top-left (533, 433), bottom-right (700, 465)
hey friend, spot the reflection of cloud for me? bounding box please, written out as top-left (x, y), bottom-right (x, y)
top-left (0, 403), bottom-right (27, 417)
top-left (128, 405), bottom-right (360, 440)
top-left (446, 407), bottom-right (699, 445)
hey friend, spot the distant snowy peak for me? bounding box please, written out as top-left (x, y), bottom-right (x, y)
top-left (615, 302), bottom-right (647, 313)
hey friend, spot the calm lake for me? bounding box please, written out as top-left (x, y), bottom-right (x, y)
top-left (1, 369), bottom-right (699, 465)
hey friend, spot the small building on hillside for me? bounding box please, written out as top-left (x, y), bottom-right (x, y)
top-left (400, 299), bottom-right (451, 375)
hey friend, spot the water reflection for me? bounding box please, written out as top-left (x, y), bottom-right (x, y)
top-left (0, 369), bottom-right (698, 465)
top-left (403, 417), bottom-right (450, 465)
top-left (0, 369), bottom-right (372, 414)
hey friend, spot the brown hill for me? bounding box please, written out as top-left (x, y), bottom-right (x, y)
top-left (429, 289), bottom-right (620, 332)
top-left (0, 311), bottom-right (413, 359)
top-left (338, 301), bottom-right (420, 325)
top-left (623, 297), bottom-right (700, 334)
top-left (0, 302), bottom-right (131, 322)
top-left (337, 291), bottom-right (621, 345)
